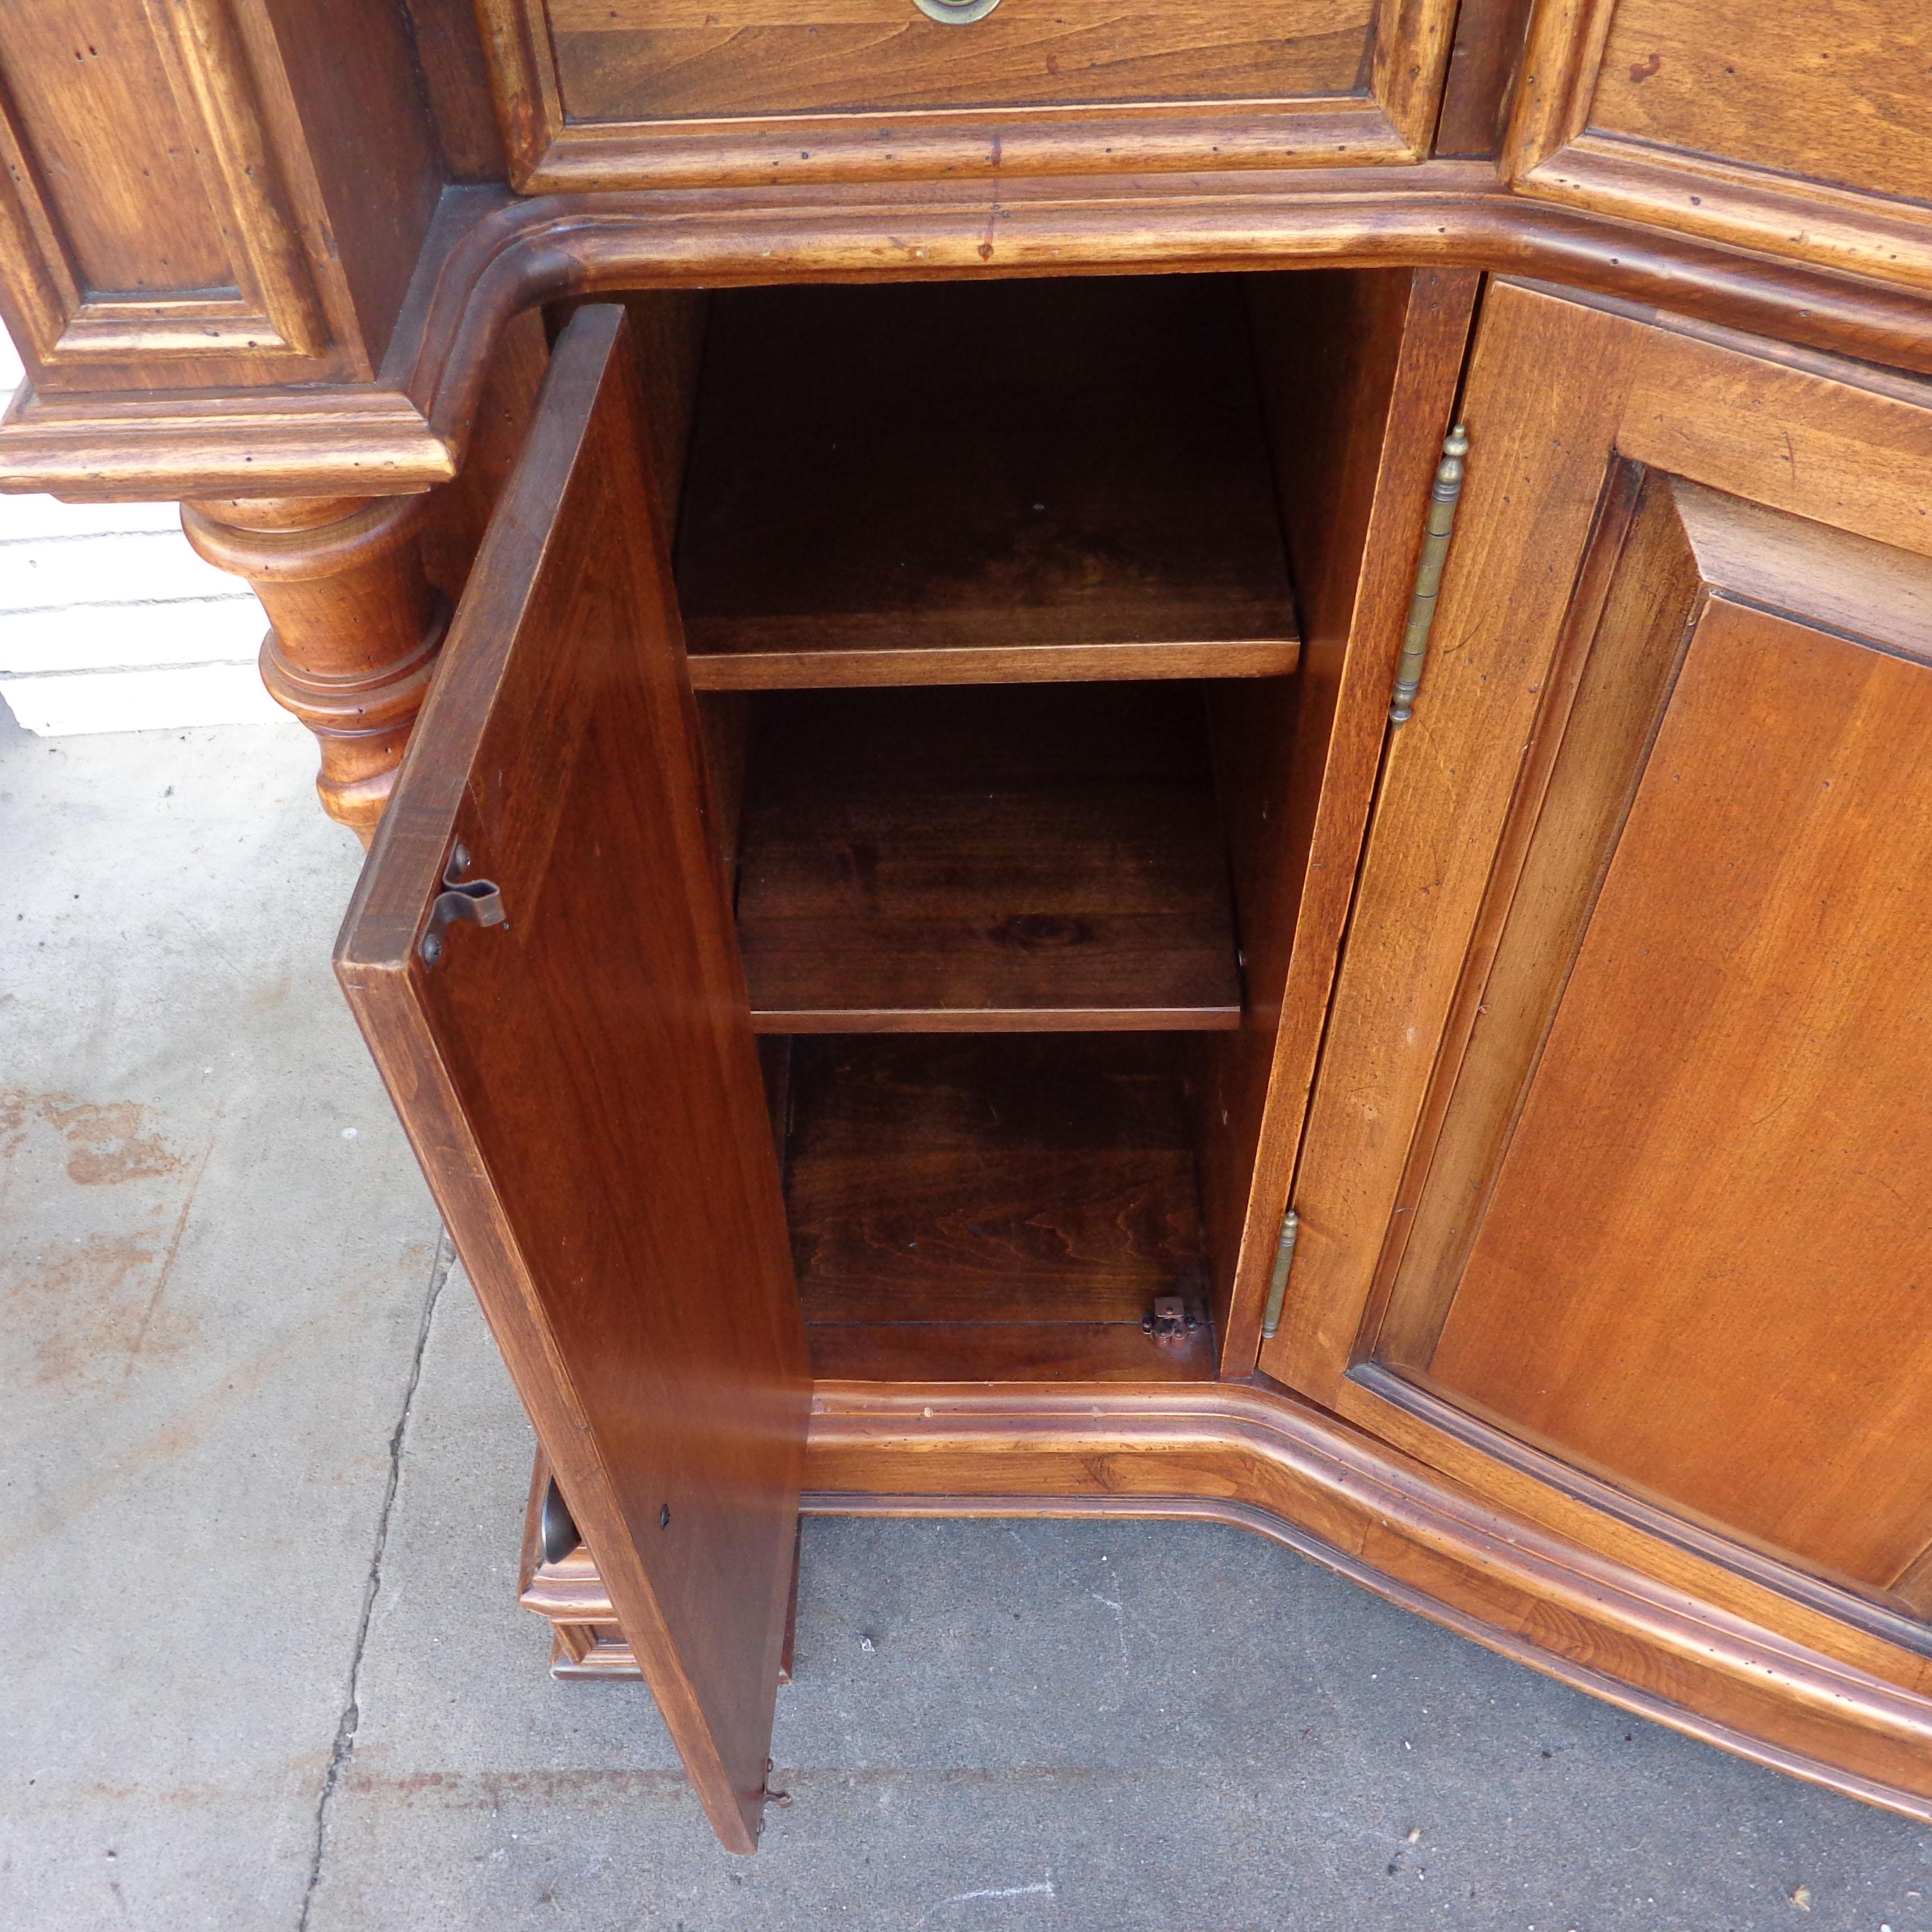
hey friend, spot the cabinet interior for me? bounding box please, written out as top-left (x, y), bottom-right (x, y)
top-left (622, 266), bottom-right (1409, 1382)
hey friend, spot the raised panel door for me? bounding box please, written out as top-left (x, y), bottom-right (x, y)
top-left (1269, 277), bottom-right (1932, 1642)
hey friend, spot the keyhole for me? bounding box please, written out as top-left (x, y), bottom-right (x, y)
top-left (659, 1504), bottom-right (671, 1529)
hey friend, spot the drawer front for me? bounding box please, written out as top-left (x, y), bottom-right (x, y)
top-left (480, 0), bottom-right (1457, 186)
top-left (549, 0), bottom-right (1370, 120)
top-left (1504, 0), bottom-right (1932, 292)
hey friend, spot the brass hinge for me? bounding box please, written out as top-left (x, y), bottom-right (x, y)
top-left (1260, 1209), bottom-right (1300, 1341)
top-left (1389, 424), bottom-right (1470, 726)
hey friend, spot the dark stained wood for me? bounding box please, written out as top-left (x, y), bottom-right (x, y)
top-left (0, 0), bottom-right (439, 392)
top-left (336, 305), bottom-right (810, 1857)
top-left (1353, 455), bottom-right (1655, 1371)
top-left (1504, 0), bottom-right (1932, 292)
top-left (1272, 281), bottom-right (1932, 1694)
top-left (419, 307), bottom-right (550, 608)
top-left (472, 0), bottom-right (1460, 186)
top-left (22, 161), bottom-right (1932, 499)
top-left (253, 0), bottom-right (442, 372)
top-left (787, 1034), bottom-right (1207, 1323)
top-left (621, 290), bottom-right (709, 525)
top-left (399, 0), bottom-right (510, 182)
top-left (181, 492), bottom-right (451, 842)
top-left (735, 685), bottom-right (1243, 1032)
top-left (784, 1034), bottom-right (1215, 1381)
top-left (808, 1321), bottom-right (1215, 1383)
top-left (676, 278), bottom-right (1299, 692)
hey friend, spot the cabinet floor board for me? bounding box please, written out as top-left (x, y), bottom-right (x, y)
top-left (804, 1321), bottom-right (1216, 1382)
top-left (783, 1035), bottom-right (1216, 1382)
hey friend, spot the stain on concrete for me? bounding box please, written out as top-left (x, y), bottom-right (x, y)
top-left (8, 1230), bottom-right (202, 1386)
top-left (0, 1088), bottom-right (184, 1186)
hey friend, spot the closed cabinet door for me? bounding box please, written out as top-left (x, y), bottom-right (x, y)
top-left (337, 305), bottom-right (811, 1854)
top-left (1268, 279), bottom-right (1932, 1641)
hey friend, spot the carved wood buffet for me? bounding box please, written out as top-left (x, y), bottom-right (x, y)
top-left (6, 0), bottom-right (1932, 1854)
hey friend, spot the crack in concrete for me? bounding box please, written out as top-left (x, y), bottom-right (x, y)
top-left (296, 1227), bottom-right (454, 1932)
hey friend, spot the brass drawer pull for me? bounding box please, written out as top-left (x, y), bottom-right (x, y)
top-left (912, 0), bottom-right (1001, 21)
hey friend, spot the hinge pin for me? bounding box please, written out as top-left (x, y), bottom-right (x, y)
top-left (1389, 425), bottom-right (1469, 726)
top-left (1261, 1210), bottom-right (1300, 1341)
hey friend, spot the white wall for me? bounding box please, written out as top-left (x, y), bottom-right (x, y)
top-left (0, 330), bottom-right (283, 735)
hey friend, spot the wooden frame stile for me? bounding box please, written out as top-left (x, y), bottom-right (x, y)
top-left (335, 304), bottom-right (811, 1855)
top-left (471, 0), bottom-right (1462, 189)
top-left (1501, 0), bottom-right (1932, 292)
top-left (1202, 263), bottom-right (1480, 1367)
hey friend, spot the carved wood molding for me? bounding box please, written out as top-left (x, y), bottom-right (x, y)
top-left (519, 1377), bottom-right (1932, 1822)
top-left (1503, 0), bottom-right (1932, 292)
top-left (8, 172), bottom-right (1932, 501)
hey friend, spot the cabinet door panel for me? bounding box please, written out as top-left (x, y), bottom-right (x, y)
top-left (337, 305), bottom-right (810, 1855)
top-left (1270, 278), bottom-right (1932, 1635)
top-left (1416, 479), bottom-right (1932, 1600)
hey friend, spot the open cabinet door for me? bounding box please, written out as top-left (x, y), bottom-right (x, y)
top-left (335, 305), bottom-right (810, 1854)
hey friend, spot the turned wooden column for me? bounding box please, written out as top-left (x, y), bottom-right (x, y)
top-left (181, 495), bottom-right (449, 842)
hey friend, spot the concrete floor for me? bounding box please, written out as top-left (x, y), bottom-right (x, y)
top-left (3, 708), bottom-right (1929, 1932)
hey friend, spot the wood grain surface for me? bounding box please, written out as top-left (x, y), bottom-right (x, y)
top-left (678, 278), bottom-right (1298, 691)
top-left (734, 685), bottom-right (1243, 1031)
top-left (1422, 489), bottom-right (1932, 1600)
top-left (784, 1032), bottom-right (1211, 1332)
top-left (551, 0), bottom-right (1373, 120)
top-left (336, 305), bottom-right (809, 1855)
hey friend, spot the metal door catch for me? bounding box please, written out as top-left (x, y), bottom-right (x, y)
top-left (420, 841), bottom-right (508, 965)
top-left (1143, 1296), bottom-right (1200, 1344)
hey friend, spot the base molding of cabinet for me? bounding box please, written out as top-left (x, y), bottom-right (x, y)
top-left (522, 1380), bottom-right (1932, 1822)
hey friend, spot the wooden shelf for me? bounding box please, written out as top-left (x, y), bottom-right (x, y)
top-left (736, 685), bottom-right (1243, 1032)
top-left (676, 278), bottom-right (1300, 690)
top-left (780, 1035), bottom-right (1216, 1383)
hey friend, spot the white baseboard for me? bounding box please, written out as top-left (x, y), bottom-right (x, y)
top-left (1, 662), bottom-right (288, 737)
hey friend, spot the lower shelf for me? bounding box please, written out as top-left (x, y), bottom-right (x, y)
top-left (519, 1385), bottom-right (1932, 1826)
top-left (776, 1033), bottom-right (1218, 1382)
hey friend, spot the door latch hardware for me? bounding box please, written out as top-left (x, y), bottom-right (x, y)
top-left (1389, 424), bottom-right (1469, 726)
top-left (420, 841), bottom-right (508, 966)
top-left (1143, 1296), bottom-right (1201, 1344)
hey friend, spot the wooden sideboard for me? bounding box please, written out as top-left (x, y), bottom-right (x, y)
top-left (6, 0), bottom-right (1932, 1857)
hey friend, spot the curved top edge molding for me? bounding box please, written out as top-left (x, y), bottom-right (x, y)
top-left (6, 171), bottom-right (1932, 501)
